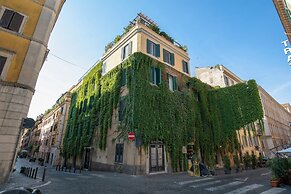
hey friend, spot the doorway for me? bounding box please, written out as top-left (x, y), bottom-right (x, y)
top-left (84, 148), bottom-right (91, 169)
top-left (149, 142), bottom-right (165, 172)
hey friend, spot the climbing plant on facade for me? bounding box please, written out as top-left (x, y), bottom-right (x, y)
top-left (62, 52), bottom-right (264, 171)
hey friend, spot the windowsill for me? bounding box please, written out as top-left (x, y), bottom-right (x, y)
top-left (149, 83), bottom-right (159, 87)
top-left (114, 162), bottom-right (123, 165)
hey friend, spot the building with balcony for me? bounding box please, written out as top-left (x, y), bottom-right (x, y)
top-left (0, 0), bottom-right (65, 183)
top-left (195, 65), bottom-right (291, 157)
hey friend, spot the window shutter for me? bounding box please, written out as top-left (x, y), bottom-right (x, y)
top-left (121, 46), bottom-right (125, 60)
top-left (147, 39), bottom-right (151, 54)
top-left (173, 76), bottom-right (177, 91)
top-left (185, 61), bottom-right (189, 73)
top-left (170, 53), bottom-right (175, 66)
top-left (9, 12), bottom-right (24, 32)
top-left (128, 41), bottom-right (132, 55)
top-left (163, 49), bottom-right (167, 62)
top-left (0, 10), bottom-right (13, 28)
top-left (182, 60), bottom-right (186, 72)
top-left (156, 68), bottom-right (161, 85)
top-left (150, 66), bottom-right (155, 83)
top-left (155, 44), bottom-right (160, 57)
top-left (119, 99), bottom-right (126, 121)
top-left (0, 56), bottom-right (7, 75)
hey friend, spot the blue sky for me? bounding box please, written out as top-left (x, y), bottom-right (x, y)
top-left (28, 0), bottom-right (291, 118)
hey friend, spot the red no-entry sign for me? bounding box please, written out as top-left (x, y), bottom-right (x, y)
top-left (128, 132), bottom-right (135, 141)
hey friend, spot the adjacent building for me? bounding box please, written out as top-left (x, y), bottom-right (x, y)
top-left (195, 65), bottom-right (291, 157)
top-left (273, 0), bottom-right (291, 42)
top-left (0, 0), bottom-right (65, 183)
top-left (38, 92), bottom-right (71, 165)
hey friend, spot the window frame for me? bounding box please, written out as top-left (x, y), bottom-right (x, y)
top-left (150, 66), bottom-right (161, 86)
top-left (147, 39), bottom-right (160, 58)
top-left (167, 73), bottom-right (177, 91)
top-left (0, 7), bottom-right (27, 34)
top-left (121, 41), bottom-right (132, 60)
top-left (163, 49), bottom-right (174, 66)
top-left (0, 50), bottom-right (14, 81)
top-left (182, 60), bottom-right (189, 74)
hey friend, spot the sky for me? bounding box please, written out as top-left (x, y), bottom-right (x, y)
top-left (28, 0), bottom-right (291, 119)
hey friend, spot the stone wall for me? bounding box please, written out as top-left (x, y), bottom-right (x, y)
top-left (0, 84), bottom-right (33, 183)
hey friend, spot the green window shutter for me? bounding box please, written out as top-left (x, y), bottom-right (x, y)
top-left (150, 66), bottom-right (155, 83)
top-left (120, 69), bottom-right (126, 87)
top-left (147, 39), bottom-right (151, 54)
top-left (182, 60), bottom-right (186, 72)
top-left (155, 44), bottom-right (160, 57)
top-left (121, 46), bottom-right (125, 60)
top-left (170, 53), bottom-right (175, 66)
top-left (156, 68), bottom-right (161, 85)
top-left (163, 49), bottom-right (167, 62)
top-left (173, 76), bottom-right (177, 90)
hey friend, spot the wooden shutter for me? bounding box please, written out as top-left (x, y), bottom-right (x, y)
top-left (118, 99), bottom-right (126, 121)
top-left (182, 60), bottom-right (186, 72)
top-left (173, 76), bottom-right (177, 91)
top-left (128, 41), bottom-right (132, 55)
top-left (9, 12), bottom-right (24, 32)
top-left (150, 66), bottom-right (155, 83)
top-left (155, 44), bottom-right (160, 57)
top-left (156, 68), bottom-right (161, 85)
top-left (147, 39), bottom-right (151, 54)
top-left (0, 56), bottom-right (7, 75)
top-left (163, 49), bottom-right (167, 63)
top-left (0, 9), bottom-right (13, 28)
top-left (170, 53), bottom-right (175, 66)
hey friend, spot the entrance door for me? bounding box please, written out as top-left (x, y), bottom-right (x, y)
top-left (84, 148), bottom-right (91, 169)
top-left (150, 143), bottom-right (165, 172)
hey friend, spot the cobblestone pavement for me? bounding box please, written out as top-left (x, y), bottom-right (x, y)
top-left (1, 159), bottom-right (291, 194)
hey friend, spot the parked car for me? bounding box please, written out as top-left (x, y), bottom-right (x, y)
top-left (0, 187), bottom-right (41, 194)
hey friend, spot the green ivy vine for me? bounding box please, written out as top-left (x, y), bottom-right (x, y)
top-left (63, 52), bottom-right (264, 171)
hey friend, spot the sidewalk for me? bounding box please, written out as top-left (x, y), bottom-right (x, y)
top-left (0, 158), bottom-right (49, 192)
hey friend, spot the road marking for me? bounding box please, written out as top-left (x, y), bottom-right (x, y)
top-left (32, 181), bottom-right (52, 189)
top-left (190, 180), bottom-right (221, 188)
top-left (260, 188), bottom-right (286, 194)
top-left (205, 181), bottom-right (243, 192)
top-left (91, 174), bottom-right (105, 178)
top-left (234, 177), bottom-right (248, 182)
top-left (225, 184), bottom-right (263, 194)
top-left (176, 177), bottom-right (213, 185)
top-left (261, 172), bottom-right (271, 176)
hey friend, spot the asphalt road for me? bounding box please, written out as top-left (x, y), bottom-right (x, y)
top-left (2, 159), bottom-right (291, 194)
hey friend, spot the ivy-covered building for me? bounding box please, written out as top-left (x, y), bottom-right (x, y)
top-left (62, 14), bottom-right (264, 174)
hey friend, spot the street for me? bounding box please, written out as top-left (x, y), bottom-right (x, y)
top-left (1, 158), bottom-right (291, 194)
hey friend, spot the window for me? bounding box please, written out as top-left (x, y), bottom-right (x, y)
top-left (83, 99), bottom-right (88, 112)
top-left (146, 39), bottom-right (160, 57)
top-left (121, 42), bottom-right (132, 60)
top-left (182, 60), bottom-right (189, 74)
top-left (118, 99), bottom-right (126, 122)
top-left (115, 143), bottom-right (124, 163)
top-left (163, 49), bottom-right (174, 66)
top-left (167, 74), bottom-right (177, 91)
top-left (224, 76), bottom-right (229, 86)
top-left (150, 66), bottom-right (161, 85)
top-left (0, 56), bottom-right (7, 76)
top-left (89, 96), bottom-right (94, 109)
top-left (0, 9), bottom-right (24, 33)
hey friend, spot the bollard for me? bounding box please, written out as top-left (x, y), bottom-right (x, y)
top-left (65, 166), bottom-right (67, 172)
top-left (34, 167), bottom-right (38, 179)
top-left (31, 169), bottom-right (35, 178)
top-left (55, 165), bottom-right (58, 171)
top-left (79, 167), bottom-right (81, 174)
top-left (42, 167), bottom-right (46, 182)
top-left (69, 166), bottom-right (71, 173)
top-left (73, 168), bottom-right (76, 173)
top-left (29, 168), bottom-right (32, 177)
top-left (61, 166), bottom-right (64, 171)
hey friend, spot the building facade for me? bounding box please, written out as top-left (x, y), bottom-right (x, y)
top-left (195, 65), bottom-right (291, 157)
top-left (273, 0), bottom-right (291, 42)
top-left (61, 14), bottom-right (263, 175)
top-left (0, 0), bottom-right (65, 183)
top-left (38, 92), bottom-right (71, 166)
